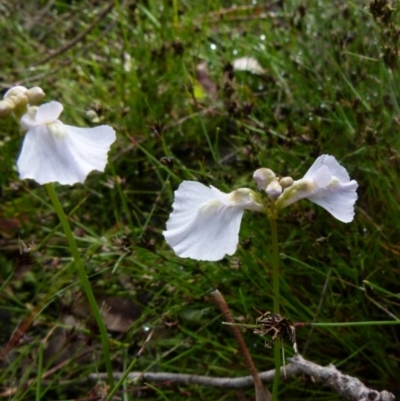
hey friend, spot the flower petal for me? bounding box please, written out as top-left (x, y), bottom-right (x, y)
top-left (275, 154), bottom-right (358, 222)
top-left (233, 57), bottom-right (265, 74)
top-left (63, 124), bottom-right (116, 172)
top-left (163, 181), bottom-right (245, 261)
top-left (164, 181), bottom-right (216, 232)
top-left (307, 180), bottom-right (358, 223)
top-left (309, 165), bottom-right (332, 188)
top-left (35, 101), bottom-right (63, 125)
top-left (304, 154), bottom-right (351, 182)
top-left (17, 124), bottom-right (116, 185)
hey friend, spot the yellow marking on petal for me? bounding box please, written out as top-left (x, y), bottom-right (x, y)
top-left (199, 199), bottom-right (222, 216)
top-left (48, 122), bottom-right (67, 138)
top-left (296, 181), bottom-right (315, 191)
top-left (329, 176), bottom-right (340, 187)
top-left (227, 189), bottom-right (264, 211)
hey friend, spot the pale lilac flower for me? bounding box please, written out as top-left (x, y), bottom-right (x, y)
top-left (275, 155), bottom-right (358, 223)
top-left (17, 101), bottom-right (116, 185)
top-left (163, 181), bottom-right (264, 261)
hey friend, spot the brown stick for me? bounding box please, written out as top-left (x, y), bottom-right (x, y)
top-left (210, 289), bottom-right (272, 401)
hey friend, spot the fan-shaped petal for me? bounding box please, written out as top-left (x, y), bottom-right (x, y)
top-left (17, 123), bottom-right (116, 185)
top-left (163, 181), bottom-right (256, 261)
top-left (307, 180), bottom-right (358, 223)
top-left (276, 155), bottom-right (358, 222)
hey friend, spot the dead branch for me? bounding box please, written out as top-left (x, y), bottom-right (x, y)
top-left (89, 364), bottom-right (300, 390)
top-left (289, 354), bottom-right (395, 401)
top-left (89, 354), bottom-right (395, 400)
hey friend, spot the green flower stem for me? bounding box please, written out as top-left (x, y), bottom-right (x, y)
top-left (224, 320), bottom-right (400, 329)
top-left (310, 320), bottom-right (400, 327)
top-left (45, 183), bottom-right (114, 387)
top-left (269, 203), bottom-right (280, 315)
top-left (172, 0), bottom-right (179, 27)
top-left (106, 329), bottom-right (154, 401)
top-left (106, 355), bottom-right (138, 401)
top-left (268, 202), bottom-right (280, 401)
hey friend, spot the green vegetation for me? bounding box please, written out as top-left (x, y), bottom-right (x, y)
top-left (0, 0), bottom-right (399, 399)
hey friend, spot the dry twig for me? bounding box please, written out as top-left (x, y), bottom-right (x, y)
top-left (89, 354), bottom-right (395, 400)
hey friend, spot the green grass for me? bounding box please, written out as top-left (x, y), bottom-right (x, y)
top-left (0, 0), bottom-right (399, 400)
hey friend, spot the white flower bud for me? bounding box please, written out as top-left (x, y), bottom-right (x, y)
top-left (13, 93), bottom-right (29, 109)
top-left (266, 179), bottom-right (282, 200)
top-left (26, 87), bottom-right (45, 105)
top-left (0, 99), bottom-right (15, 117)
top-left (279, 176), bottom-right (293, 189)
top-left (3, 86), bottom-right (31, 114)
top-left (4, 86), bottom-right (28, 100)
top-left (253, 168), bottom-right (276, 191)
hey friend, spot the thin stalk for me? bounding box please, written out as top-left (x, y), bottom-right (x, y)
top-left (44, 183), bottom-right (114, 387)
top-left (0, 271), bottom-right (14, 294)
top-left (268, 202), bottom-right (280, 401)
top-left (224, 319), bottom-right (400, 329)
top-left (211, 290), bottom-right (271, 401)
top-left (106, 329), bottom-right (154, 401)
top-left (107, 358), bottom-right (138, 401)
top-left (172, 0), bottom-right (179, 27)
top-left (309, 320), bottom-right (400, 327)
top-left (269, 203), bottom-right (280, 315)
top-left (35, 341), bottom-right (44, 401)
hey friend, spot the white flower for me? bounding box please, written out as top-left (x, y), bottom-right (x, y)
top-left (17, 101), bottom-right (116, 185)
top-left (232, 57), bottom-right (265, 75)
top-left (275, 155), bottom-right (358, 223)
top-left (163, 181), bottom-right (264, 261)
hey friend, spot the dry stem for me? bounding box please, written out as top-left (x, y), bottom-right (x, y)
top-left (89, 354), bottom-right (395, 401)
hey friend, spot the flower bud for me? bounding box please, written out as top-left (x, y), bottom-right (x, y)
top-left (253, 168), bottom-right (276, 191)
top-left (266, 179), bottom-right (282, 200)
top-left (26, 87), bottom-right (45, 105)
top-left (4, 86), bottom-right (28, 100)
top-left (279, 176), bottom-right (294, 189)
top-left (3, 86), bottom-right (29, 116)
top-left (13, 93), bottom-right (29, 109)
top-left (0, 99), bottom-right (15, 117)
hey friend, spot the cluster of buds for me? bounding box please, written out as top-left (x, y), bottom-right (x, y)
top-left (0, 86), bottom-right (45, 118)
top-left (253, 168), bottom-right (294, 201)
